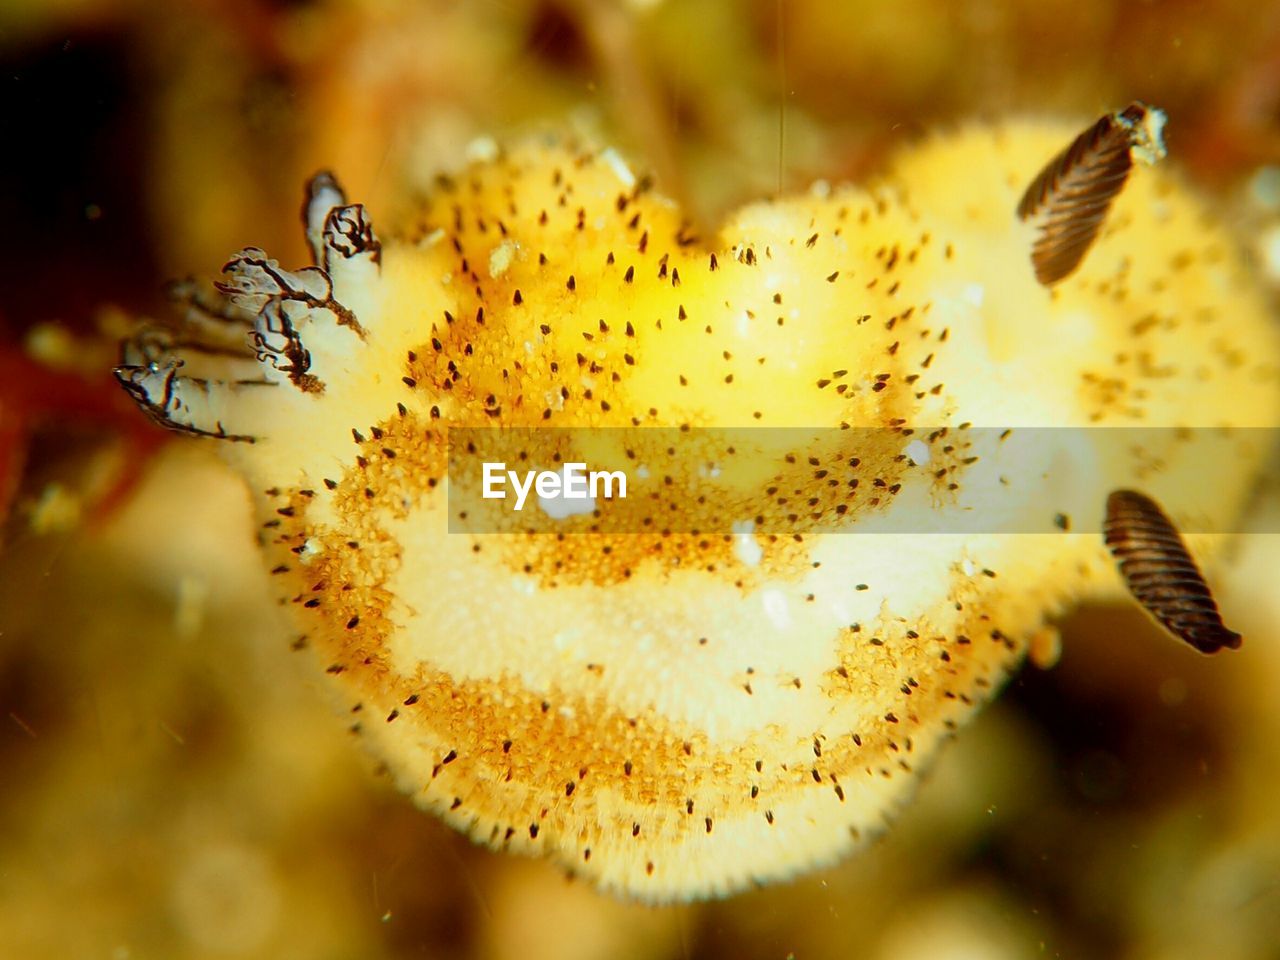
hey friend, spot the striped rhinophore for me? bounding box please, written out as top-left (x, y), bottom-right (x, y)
top-left (1018, 102), bottom-right (1166, 285)
top-left (1104, 489), bottom-right (1242, 654)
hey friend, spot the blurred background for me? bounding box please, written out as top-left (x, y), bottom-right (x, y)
top-left (1, 1), bottom-right (1279, 957)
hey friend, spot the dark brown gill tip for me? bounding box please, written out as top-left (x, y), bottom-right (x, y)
top-left (1104, 488), bottom-right (1242, 655)
top-left (1018, 101), bottom-right (1167, 286)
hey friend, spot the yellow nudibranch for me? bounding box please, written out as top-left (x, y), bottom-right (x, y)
top-left (118, 106), bottom-right (1279, 901)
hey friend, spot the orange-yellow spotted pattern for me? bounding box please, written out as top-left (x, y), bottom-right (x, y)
top-left (117, 120), bottom-right (1280, 900)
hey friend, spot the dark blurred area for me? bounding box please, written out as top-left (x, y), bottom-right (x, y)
top-left (1, 2), bottom-right (1278, 958)
top-left (0, 32), bottom-right (157, 328)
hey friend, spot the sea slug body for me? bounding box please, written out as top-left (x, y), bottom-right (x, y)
top-left (116, 112), bottom-right (1280, 900)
